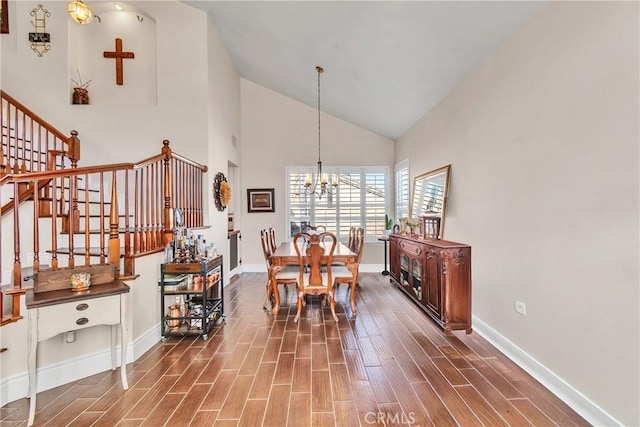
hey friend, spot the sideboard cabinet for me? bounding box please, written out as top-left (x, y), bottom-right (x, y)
top-left (389, 234), bottom-right (472, 334)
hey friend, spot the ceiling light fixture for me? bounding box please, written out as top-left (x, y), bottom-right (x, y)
top-left (304, 66), bottom-right (337, 199)
top-left (67, 0), bottom-right (93, 25)
top-left (114, 3), bottom-right (123, 11)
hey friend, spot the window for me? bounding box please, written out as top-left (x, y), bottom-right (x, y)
top-left (286, 166), bottom-right (389, 242)
top-left (395, 159), bottom-right (409, 221)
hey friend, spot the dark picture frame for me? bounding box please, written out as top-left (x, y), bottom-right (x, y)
top-left (247, 188), bottom-right (275, 213)
top-left (1, 1), bottom-right (9, 34)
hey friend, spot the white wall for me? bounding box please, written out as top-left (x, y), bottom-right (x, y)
top-left (0, 0), bottom-right (240, 406)
top-left (239, 79), bottom-right (395, 269)
top-left (396, 2), bottom-right (639, 425)
top-left (204, 14), bottom-right (241, 282)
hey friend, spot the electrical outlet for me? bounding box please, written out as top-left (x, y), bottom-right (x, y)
top-left (515, 300), bottom-right (527, 316)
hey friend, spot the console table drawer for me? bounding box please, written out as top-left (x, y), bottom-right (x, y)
top-left (399, 240), bottom-right (424, 256)
top-left (37, 295), bottom-right (121, 341)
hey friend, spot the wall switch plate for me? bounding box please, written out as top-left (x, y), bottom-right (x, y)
top-left (515, 300), bottom-right (527, 316)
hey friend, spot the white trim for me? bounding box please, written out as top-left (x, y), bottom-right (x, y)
top-left (0, 323), bottom-right (160, 407)
top-left (241, 263), bottom-right (268, 273)
top-left (229, 266), bottom-right (242, 280)
top-left (472, 315), bottom-right (621, 427)
top-left (356, 264), bottom-right (385, 273)
top-left (132, 323), bottom-right (162, 360)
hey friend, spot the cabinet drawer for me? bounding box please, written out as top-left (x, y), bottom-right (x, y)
top-left (399, 240), bottom-right (424, 256)
top-left (165, 263), bottom-right (202, 273)
top-left (37, 295), bottom-right (121, 341)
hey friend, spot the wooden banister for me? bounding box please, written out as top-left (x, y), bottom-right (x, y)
top-left (0, 90), bottom-right (70, 143)
top-left (0, 134), bottom-right (206, 328)
top-left (1, 90), bottom-right (79, 177)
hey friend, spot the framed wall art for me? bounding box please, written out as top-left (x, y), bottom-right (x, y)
top-left (247, 188), bottom-right (274, 213)
top-left (1, 1), bottom-right (9, 34)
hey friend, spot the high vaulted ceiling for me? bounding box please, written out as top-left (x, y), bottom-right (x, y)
top-left (184, 1), bottom-right (547, 140)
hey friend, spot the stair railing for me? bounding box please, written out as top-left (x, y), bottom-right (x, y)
top-left (1, 90), bottom-right (80, 327)
top-left (0, 140), bottom-right (206, 325)
top-left (1, 90), bottom-right (79, 177)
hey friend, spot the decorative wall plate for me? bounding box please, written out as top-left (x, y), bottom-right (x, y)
top-left (214, 172), bottom-right (230, 211)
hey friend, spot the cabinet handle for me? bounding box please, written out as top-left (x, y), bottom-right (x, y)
top-left (76, 317), bottom-right (89, 325)
top-left (172, 266), bottom-right (191, 271)
top-left (76, 303), bottom-right (89, 311)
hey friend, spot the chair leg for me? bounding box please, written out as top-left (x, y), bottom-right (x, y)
top-left (293, 292), bottom-right (304, 323)
top-left (263, 280), bottom-right (272, 311)
top-left (329, 293), bottom-right (338, 322)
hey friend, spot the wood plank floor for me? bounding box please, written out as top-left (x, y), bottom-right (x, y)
top-left (1, 272), bottom-right (589, 426)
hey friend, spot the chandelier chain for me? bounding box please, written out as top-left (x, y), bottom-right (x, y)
top-left (304, 65), bottom-right (336, 199)
top-left (317, 66), bottom-right (322, 164)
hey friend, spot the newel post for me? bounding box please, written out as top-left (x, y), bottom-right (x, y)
top-left (162, 140), bottom-right (173, 246)
top-left (67, 130), bottom-right (81, 167)
top-left (64, 131), bottom-right (81, 238)
top-left (109, 171), bottom-right (121, 278)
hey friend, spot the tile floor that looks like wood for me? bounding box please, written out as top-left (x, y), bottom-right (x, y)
top-left (1, 272), bottom-right (589, 427)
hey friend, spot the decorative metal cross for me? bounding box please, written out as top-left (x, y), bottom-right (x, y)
top-left (103, 38), bottom-right (134, 85)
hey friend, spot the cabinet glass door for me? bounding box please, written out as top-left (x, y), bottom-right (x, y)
top-left (400, 254), bottom-right (409, 287)
top-left (411, 259), bottom-right (422, 300)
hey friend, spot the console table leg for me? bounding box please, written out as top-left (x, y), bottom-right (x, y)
top-left (120, 294), bottom-right (129, 389)
top-left (110, 325), bottom-right (117, 371)
top-left (27, 310), bottom-right (37, 427)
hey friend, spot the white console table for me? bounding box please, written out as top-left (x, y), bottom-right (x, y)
top-left (25, 282), bottom-right (130, 426)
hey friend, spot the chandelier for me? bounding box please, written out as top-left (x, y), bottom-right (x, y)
top-left (304, 66), bottom-right (338, 199)
top-left (68, 0), bottom-right (93, 25)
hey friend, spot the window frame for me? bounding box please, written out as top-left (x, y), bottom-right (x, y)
top-left (285, 165), bottom-right (390, 243)
top-left (395, 159), bottom-right (410, 222)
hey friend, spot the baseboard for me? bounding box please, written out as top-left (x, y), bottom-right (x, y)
top-left (240, 264), bottom-right (265, 273)
top-left (132, 323), bottom-right (162, 360)
top-left (357, 264), bottom-right (385, 273)
top-left (0, 323), bottom-right (161, 407)
top-left (472, 315), bottom-right (621, 427)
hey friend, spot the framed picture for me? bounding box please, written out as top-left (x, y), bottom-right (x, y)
top-left (1, 1), bottom-right (8, 34)
top-left (247, 188), bottom-right (274, 213)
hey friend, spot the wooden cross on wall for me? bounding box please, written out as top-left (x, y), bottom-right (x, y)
top-left (103, 38), bottom-right (134, 85)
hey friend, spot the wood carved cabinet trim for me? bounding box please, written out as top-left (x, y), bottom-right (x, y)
top-left (389, 234), bottom-right (472, 334)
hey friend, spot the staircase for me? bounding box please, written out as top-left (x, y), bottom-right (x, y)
top-left (0, 90), bottom-right (207, 342)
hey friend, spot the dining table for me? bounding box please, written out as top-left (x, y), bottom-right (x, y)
top-left (269, 241), bottom-right (359, 316)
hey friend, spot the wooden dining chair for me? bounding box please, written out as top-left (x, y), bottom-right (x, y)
top-left (292, 231), bottom-right (339, 322)
top-left (303, 224), bottom-right (326, 234)
top-left (267, 227), bottom-right (277, 252)
top-left (334, 227), bottom-right (364, 289)
top-left (347, 226), bottom-right (357, 252)
top-left (261, 228), bottom-right (298, 310)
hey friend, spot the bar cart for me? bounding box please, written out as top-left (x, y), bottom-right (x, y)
top-left (159, 255), bottom-right (224, 341)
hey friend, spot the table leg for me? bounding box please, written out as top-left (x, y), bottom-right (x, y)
top-left (382, 239), bottom-right (389, 276)
top-left (347, 263), bottom-right (359, 313)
